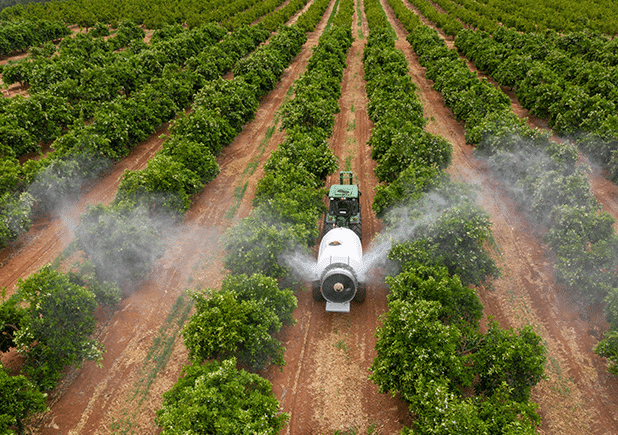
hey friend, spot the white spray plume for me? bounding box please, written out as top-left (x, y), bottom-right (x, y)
top-left (281, 249), bottom-right (319, 281)
top-left (357, 234), bottom-right (392, 282)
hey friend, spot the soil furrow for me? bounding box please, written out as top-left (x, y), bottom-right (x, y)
top-left (264, 2), bottom-right (411, 433)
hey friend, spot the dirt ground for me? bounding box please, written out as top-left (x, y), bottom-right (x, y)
top-left (2, 0), bottom-right (618, 434)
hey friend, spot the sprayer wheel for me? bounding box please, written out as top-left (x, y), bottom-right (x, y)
top-left (312, 281), bottom-right (324, 301)
top-left (354, 283), bottom-right (366, 303)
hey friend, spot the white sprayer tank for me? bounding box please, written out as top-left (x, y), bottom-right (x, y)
top-left (316, 227), bottom-right (363, 312)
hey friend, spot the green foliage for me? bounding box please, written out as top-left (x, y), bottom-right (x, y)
top-left (186, 45), bottom-right (234, 80)
top-left (295, 0), bottom-right (330, 32)
top-left (279, 89), bottom-right (338, 136)
top-left (401, 380), bottom-right (540, 435)
top-left (595, 329), bottom-right (618, 375)
top-left (114, 153), bottom-right (203, 217)
top-left (545, 205), bottom-right (618, 303)
top-left (150, 23), bottom-right (185, 44)
top-left (265, 132), bottom-right (338, 182)
top-left (223, 205), bottom-right (311, 279)
top-left (399, 378), bottom-right (484, 435)
top-left (0, 292), bottom-right (26, 353)
top-left (0, 19), bottom-right (69, 56)
top-left (221, 273), bottom-right (297, 327)
top-left (28, 153), bottom-right (112, 214)
top-left (372, 262), bottom-right (543, 433)
top-left (15, 266), bottom-right (102, 390)
top-left (387, 184), bottom-right (500, 287)
top-left (108, 20), bottom-right (144, 51)
top-left (363, 26), bottom-right (449, 220)
top-left (160, 136), bottom-right (220, 184)
top-left (528, 167), bottom-right (596, 223)
top-left (156, 358), bottom-right (288, 434)
top-left (233, 50), bottom-right (282, 99)
top-left (386, 264), bottom-right (483, 330)
top-left (473, 319), bottom-right (547, 403)
top-left (363, 20), bottom-right (546, 431)
top-left (247, 25), bottom-right (346, 263)
top-left (1, 92), bottom-right (76, 146)
top-left (169, 108), bottom-right (236, 156)
top-left (66, 261), bottom-right (121, 309)
top-left (372, 165), bottom-right (446, 218)
top-left (51, 127), bottom-right (117, 161)
top-left (88, 22), bottom-right (110, 37)
top-left (370, 298), bottom-right (464, 404)
top-left (0, 19), bottom-right (274, 257)
top-left (408, 27), bottom-right (511, 132)
top-left (75, 203), bottom-right (166, 287)
top-left (364, 0), bottom-right (390, 30)
top-left (88, 99), bottom-right (133, 154)
top-left (364, 45), bottom-right (409, 84)
top-left (466, 110), bottom-right (551, 155)
top-left (182, 289), bottom-right (285, 370)
top-left (373, 125), bottom-right (452, 183)
top-left (259, 0), bottom-right (309, 32)
top-left (0, 192), bottom-right (34, 249)
top-left (253, 164), bottom-right (326, 243)
top-left (193, 78), bottom-right (259, 134)
top-left (372, 259), bottom-right (543, 433)
top-left (0, 365), bottom-right (47, 435)
top-left (473, 384), bottom-right (541, 434)
top-left (0, 119), bottom-right (37, 157)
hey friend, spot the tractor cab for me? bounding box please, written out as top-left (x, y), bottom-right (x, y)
top-left (324, 171), bottom-right (362, 241)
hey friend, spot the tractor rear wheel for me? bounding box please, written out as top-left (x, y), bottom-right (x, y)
top-left (312, 281), bottom-right (324, 301)
top-left (323, 221), bottom-right (334, 236)
top-left (350, 221), bottom-right (362, 243)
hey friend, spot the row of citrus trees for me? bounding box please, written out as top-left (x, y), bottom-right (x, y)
top-left (403, 0), bottom-right (618, 35)
top-left (0, 20), bottom-right (149, 155)
top-left (0, 12), bottom-right (318, 252)
top-left (363, 0), bottom-right (546, 431)
top-left (387, 0), bottom-right (618, 375)
top-left (0, 0), bottom-right (298, 30)
top-left (0, 7), bottom-right (308, 430)
top-left (155, 2), bottom-right (356, 432)
top-left (0, 20), bottom-right (271, 250)
top-left (0, 0), bottom-right (260, 29)
top-left (449, 0), bottom-right (618, 35)
top-left (0, 19), bottom-right (70, 55)
top-left (397, 0), bottom-right (618, 375)
top-left (455, 27), bottom-right (618, 180)
top-left (403, 0), bottom-right (463, 36)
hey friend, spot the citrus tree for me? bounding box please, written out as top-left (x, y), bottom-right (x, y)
top-left (156, 358), bottom-right (287, 434)
top-left (182, 289), bottom-right (286, 370)
top-left (14, 266), bottom-right (103, 390)
top-left (0, 365), bottom-right (47, 435)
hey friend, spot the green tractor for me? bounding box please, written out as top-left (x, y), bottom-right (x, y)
top-left (323, 171), bottom-right (362, 242)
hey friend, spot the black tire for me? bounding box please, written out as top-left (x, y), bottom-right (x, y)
top-left (323, 221), bottom-right (334, 236)
top-left (312, 281), bottom-right (324, 301)
top-left (350, 221), bottom-right (362, 243)
top-left (354, 282), bottom-right (366, 303)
